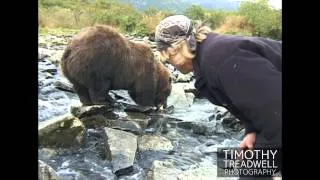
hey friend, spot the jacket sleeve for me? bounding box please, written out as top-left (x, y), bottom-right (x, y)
top-left (244, 121), bottom-right (257, 134)
top-left (216, 48), bottom-right (282, 142)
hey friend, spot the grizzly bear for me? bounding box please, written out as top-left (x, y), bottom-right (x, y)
top-left (60, 25), bottom-right (172, 109)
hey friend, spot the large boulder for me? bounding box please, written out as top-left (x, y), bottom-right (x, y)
top-left (38, 113), bottom-right (86, 148)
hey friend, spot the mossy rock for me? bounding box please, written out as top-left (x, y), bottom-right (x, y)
top-left (39, 113), bottom-right (86, 148)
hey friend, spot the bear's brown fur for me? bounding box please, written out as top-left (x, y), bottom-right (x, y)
top-left (60, 25), bottom-right (172, 108)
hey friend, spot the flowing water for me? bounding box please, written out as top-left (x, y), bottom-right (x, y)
top-left (38, 37), bottom-right (244, 180)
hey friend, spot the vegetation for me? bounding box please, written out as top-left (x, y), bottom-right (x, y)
top-left (39, 0), bottom-right (281, 40)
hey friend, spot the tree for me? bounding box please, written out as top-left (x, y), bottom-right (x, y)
top-left (184, 5), bottom-right (206, 21)
top-left (239, 0), bottom-right (281, 39)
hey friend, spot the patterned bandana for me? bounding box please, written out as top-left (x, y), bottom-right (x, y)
top-left (155, 15), bottom-right (197, 52)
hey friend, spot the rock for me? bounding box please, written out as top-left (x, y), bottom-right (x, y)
top-left (167, 83), bottom-right (191, 109)
top-left (147, 161), bottom-right (236, 180)
top-left (166, 64), bottom-right (176, 73)
top-left (177, 165), bottom-right (236, 180)
top-left (185, 93), bottom-right (195, 106)
top-left (38, 113), bottom-right (86, 148)
top-left (48, 50), bottom-right (64, 64)
top-left (182, 81), bottom-right (200, 98)
top-left (124, 112), bottom-right (152, 129)
top-left (71, 105), bottom-right (111, 119)
top-left (144, 116), bottom-right (170, 134)
top-left (109, 90), bottom-right (137, 105)
top-left (176, 121), bottom-right (193, 129)
top-left (80, 114), bottom-right (109, 128)
top-left (216, 111), bottom-right (230, 121)
top-left (53, 80), bottom-right (75, 93)
top-left (38, 48), bottom-right (55, 60)
top-left (147, 160), bottom-right (182, 180)
top-left (138, 135), bottom-right (174, 152)
top-left (42, 68), bottom-right (57, 74)
top-left (55, 169), bottom-right (88, 180)
top-left (38, 160), bottom-right (58, 180)
top-left (143, 36), bottom-right (149, 42)
top-left (108, 120), bottom-right (142, 135)
top-left (124, 104), bottom-right (155, 113)
top-left (220, 113), bottom-right (244, 131)
top-left (38, 148), bottom-right (57, 160)
top-left (175, 72), bottom-right (193, 83)
top-left (213, 106), bottom-right (228, 115)
top-left (191, 121), bottom-right (226, 135)
top-left (104, 128), bottom-right (138, 176)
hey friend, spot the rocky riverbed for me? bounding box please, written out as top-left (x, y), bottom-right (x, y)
top-left (38, 32), bottom-right (246, 180)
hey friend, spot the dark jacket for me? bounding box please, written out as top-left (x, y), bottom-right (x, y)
top-left (193, 32), bottom-right (281, 141)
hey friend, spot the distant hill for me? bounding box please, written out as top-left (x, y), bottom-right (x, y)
top-left (120, 0), bottom-right (241, 13)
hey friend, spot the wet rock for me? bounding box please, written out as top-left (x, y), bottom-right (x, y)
top-left (176, 121), bottom-right (193, 129)
top-left (167, 83), bottom-right (191, 109)
top-left (110, 90), bottom-right (137, 105)
top-left (144, 116), bottom-right (170, 134)
top-left (235, 129), bottom-right (245, 140)
top-left (81, 113), bottom-right (135, 131)
top-left (39, 113), bottom-right (86, 148)
top-left (39, 148), bottom-right (57, 160)
top-left (138, 135), bottom-right (174, 152)
top-left (218, 112), bottom-right (244, 131)
top-left (143, 36), bottom-right (149, 42)
top-left (161, 105), bottom-right (175, 114)
top-left (137, 150), bottom-right (170, 170)
top-left (54, 80), bottom-right (74, 93)
top-left (175, 72), bottom-right (193, 83)
top-left (71, 105), bottom-right (111, 119)
top-left (147, 160), bottom-right (182, 180)
top-left (177, 165), bottom-right (234, 180)
top-left (80, 114), bottom-right (109, 128)
top-left (125, 112), bottom-right (152, 129)
top-left (104, 128), bottom-right (138, 176)
top-left (191, 121), bottom-right (226, 135)
top-left (109, 120), bottom-right (142, 135)
top-left (205, 138), bottom-right (242, 154)
top-left (42, 68), bottom-right (57, 74)
top-left (38, 48), bottom-right (55, 60)
top-left (48, 50), bottom-right (64, 64)
top-left (185, 93), bottom-right (195, 106)
top-left (38, 160), bottom-right (58, 180)
top-left (165, 64), bottom-right (176, 73)
top-left (38, 52), bottom-right (49, 60)
top-left (213, 106), bottom-right (228, 115)
top-left (55, 169), bottom-right (88, 180)
top-left (216, 111), bottom-right (230, 121)
top-left (124, 104), bottom-right (155, 113)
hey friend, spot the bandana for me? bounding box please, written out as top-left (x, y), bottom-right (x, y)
top-left (155, 15), bottom-right (197, 52)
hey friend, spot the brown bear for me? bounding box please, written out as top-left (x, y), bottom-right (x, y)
top-left (60, 25), bottom-right (172, 109)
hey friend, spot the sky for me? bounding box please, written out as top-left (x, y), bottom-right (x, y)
top-left (268, 0), bottom-right (282, 9)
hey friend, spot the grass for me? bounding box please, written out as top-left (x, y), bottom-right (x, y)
top-left (39, 27), bottom-right (81, 36)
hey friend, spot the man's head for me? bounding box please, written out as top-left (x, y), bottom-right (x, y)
top-left (155, 15), bottom-right (197, 74)
top-left (155, 15), bottom-right (197, 52)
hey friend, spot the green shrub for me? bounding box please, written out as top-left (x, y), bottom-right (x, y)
top-left (39, 0), bottom-right (281, 39)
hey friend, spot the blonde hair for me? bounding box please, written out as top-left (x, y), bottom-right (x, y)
top-left (156, 20), bottom-right (212, 63)
top-left (194, 20), bottom-right (213, 43)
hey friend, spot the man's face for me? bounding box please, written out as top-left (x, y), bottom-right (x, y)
top-left (167, 48), bottom-right (193, 74)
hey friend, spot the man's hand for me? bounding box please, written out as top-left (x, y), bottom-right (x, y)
top-left (239, 132), bottom-right (256, 149)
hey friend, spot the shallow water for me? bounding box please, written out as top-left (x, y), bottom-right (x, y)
top-left (38, 54), bottom-right (243, 180)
